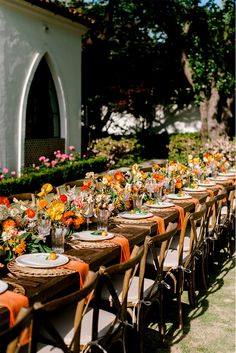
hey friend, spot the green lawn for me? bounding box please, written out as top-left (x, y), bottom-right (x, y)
top-left (144, 251), bottom-right (235, 353)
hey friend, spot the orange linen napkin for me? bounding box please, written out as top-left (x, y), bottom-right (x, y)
top-left (151, 215), bottom-right (166, 235)
top-left (191, 197), bottom-right (200, 209)
top-left (0, 290), bottom-right (29, 327)
top-left (63, 261), bottom-right (89, 288)
top-left (206, 189), bottom-right (215, 197)
top-left (110, 237), bottom-right (130, 263)
top-left (174, 205), bottom-right (185, 230)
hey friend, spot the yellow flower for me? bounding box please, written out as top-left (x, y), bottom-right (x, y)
top-left (47, 200), bottom-right (65, 221)
top-left (37, 183), bottom-right (53, 197)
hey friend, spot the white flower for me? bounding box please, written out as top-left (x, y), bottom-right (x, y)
top-left (0, 205), bottom-right (10, 221)
top-left (2, 231), bottom-right (14, 241)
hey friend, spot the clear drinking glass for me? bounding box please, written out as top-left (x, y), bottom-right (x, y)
top-left (51, 225), bottom-right (67, 254)
top-left (132, 194), bottom-right (143, 210)
top-left (97, 209), bottom-right (110, 232)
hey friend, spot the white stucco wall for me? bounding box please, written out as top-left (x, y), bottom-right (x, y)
top-left (0, 0), bottom-right (87, 173)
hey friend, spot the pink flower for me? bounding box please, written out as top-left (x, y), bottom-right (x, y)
top-left (3, 168), bottom-right (8, 173)
top-left (0, 175), bottom-right (4, 180)
top-left (11, 171), bottom-right (16, 176)
top-left (73, 198), bottom-right (84, 208)
top-left (39, 156), bottom-right (46, 162)
top-left (69, 145), bottom-right (75, 151)
top-left (51, 160), bottom-right (58, 167)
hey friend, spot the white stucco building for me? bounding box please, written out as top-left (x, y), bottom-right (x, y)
top-left (0, 0), bottom-right (88, 174)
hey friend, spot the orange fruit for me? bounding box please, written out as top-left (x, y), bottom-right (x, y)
top-left (49, 251), bottom-right (57, 260)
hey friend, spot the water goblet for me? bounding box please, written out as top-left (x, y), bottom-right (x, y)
top-left (37, 214), bottom-right (51, 242)
top-left (84, 201), bottom-right (94, 230)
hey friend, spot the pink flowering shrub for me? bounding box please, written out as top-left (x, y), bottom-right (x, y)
top-left (0, 167), bottom-right (17, 181)
top-left (22, 146), bottom-right (84, 175)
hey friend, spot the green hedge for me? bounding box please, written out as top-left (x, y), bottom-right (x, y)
top-left (168, 133), bottom-right (202, 164)
top-left (0, 157), bottom-right (107, 196)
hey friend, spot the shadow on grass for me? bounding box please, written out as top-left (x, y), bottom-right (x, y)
top-left (141, 250), bottom-right (235, 353)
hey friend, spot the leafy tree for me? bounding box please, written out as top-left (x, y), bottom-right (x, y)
top-left (180, 0), bottom-right (235, 140)
top-left (69, 0), bottom-right (235, 142)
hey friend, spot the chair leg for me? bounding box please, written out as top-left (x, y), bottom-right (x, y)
top-left (201, 251), bottom-right (209, 290)
top-left (177, 271), bottom-right (183, 330)
top-left (187, 261), bottom-right (197, 309)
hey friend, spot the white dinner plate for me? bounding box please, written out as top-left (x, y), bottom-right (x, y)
top-left (15, 253), bottom-right (69, 268)
top-left (218, 172), bottom-right (235, 177)
top-left (145, 202), bottom-right (175, 208)
top-left (183, 186), bottom-right (207, 192)
top-left (72, 230), bottom-right (114, 241)
top-left (198, 181), bottom-right (216, 187)
top-left (119, 211), bottom-right (153, 220)
top-left (209, 177), bottom-right (230, 182)
top-left (0, 280), bottom-right (8, 294)
top-left (167, 193), bottom-right (192, 200)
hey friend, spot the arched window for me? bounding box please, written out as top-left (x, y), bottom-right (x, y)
top-left (26, 57), bottom-right (60, 138)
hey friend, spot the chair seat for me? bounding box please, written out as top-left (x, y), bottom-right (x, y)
top-left (36, 306), bottom-right (116, 352)
top-left (100, 275), bottom-right (155, 304)
top-left (163, 248), bottom-right (189, 269)
top-left (221, 205), bottom-right (228, 216)
top-left (169, 225), bottom-right (202, 252)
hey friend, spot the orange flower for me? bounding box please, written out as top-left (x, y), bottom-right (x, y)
top-left (2, 219), bottom-right (16, 231)
top-left (102, 174), bottom-right (113, 185)
top-left (114, 172), bottom-right (124, 182)
top-left (0, 197), bottom-right (10, 207)
top-left (73, 216), bottom-right (85, 229)
top-left (175, 182), bottom-right (182, 189)
top-left (25, 208), bottom-right (35, 219)
top-left (153, 174), bottom-right (164, 181)
top-left (63, 217), bottom-right (74, 226)
top-left (62, 211), bottom-right (74, 219)
top-left (14, 240), bottom-right (26, 256)
top-left (38, 199), bottom-right (48, 209)
top-left (132, 186), bottom-right (140, 193)
top-left (82, 180), bottom-right (91, 188)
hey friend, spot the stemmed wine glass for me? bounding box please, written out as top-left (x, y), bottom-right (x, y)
top-left (37, 214), bottom-right (51, 242)
top-left (84, 201), bottom-right (94, 231)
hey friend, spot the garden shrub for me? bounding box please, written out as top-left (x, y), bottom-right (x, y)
top-left (168, 133), bottom-right (202, 164)
top-left (87, 136), bottom-right (144, 169)
top-left (0, 157), bottom-right (107, 196)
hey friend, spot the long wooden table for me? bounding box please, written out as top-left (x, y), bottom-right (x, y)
top-left (0, 185), bottom-right (231, 329)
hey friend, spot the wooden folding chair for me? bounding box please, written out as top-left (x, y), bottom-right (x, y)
top-left (31, 271), bottom-right (103, 353)
top-left (163, 205), bottom-right (206, 329)
top-left (142, 223), bottom-right (178, 346)
top-left (0, 307), bottom-right (35, 353)
top-left (95, 245), bottom-right (145, 353)
top-left (8, 193), bottom-right (36, 206)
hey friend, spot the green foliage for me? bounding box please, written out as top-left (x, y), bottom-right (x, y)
top-left (168, 133), bottom-right (203, 164)
top-left (0, 157), bottom-right (107, 196)
top-left (88, 136), bottom-right (144, 168)
top-left (187, 0), bottom-right (235, 101)
top-left (71, 0), bottom-right (235, 140)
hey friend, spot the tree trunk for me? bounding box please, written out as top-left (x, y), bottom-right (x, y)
top-left (207, 81), bottom-right (226, 140)
top-left (181, 49), bottom-right (227, 141)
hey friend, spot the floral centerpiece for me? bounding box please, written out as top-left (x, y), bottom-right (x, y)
top-left (0, 196), bottom-right (50, 262)
top-left (36, 183), bottom-right (86, 235)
